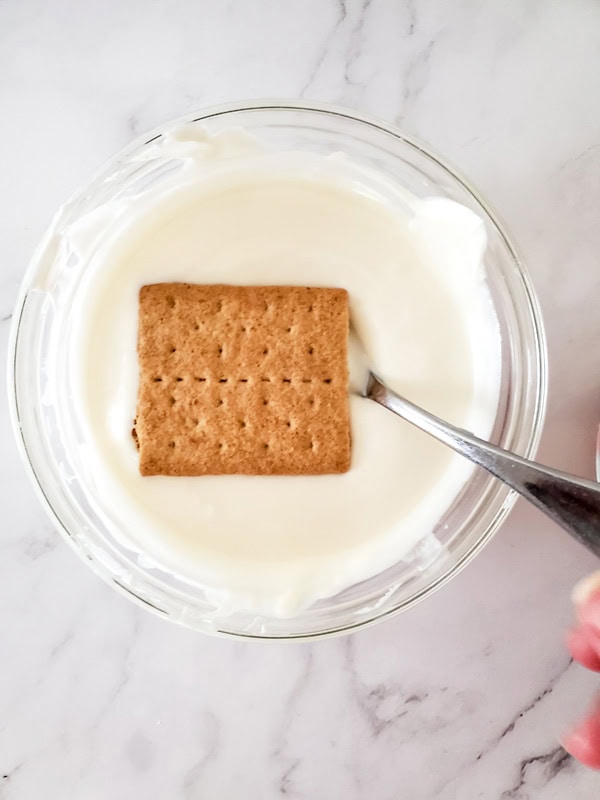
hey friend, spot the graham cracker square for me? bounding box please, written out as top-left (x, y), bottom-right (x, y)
top-left (134, 283), bottom-right (351, 476)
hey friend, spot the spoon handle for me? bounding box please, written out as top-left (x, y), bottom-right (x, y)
top-left (367, 374), bottom-right (600, 557)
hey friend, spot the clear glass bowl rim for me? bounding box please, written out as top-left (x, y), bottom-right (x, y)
top-left (8, 100), bottom-right (548, 641)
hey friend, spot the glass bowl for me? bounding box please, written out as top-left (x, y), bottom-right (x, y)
top-left (8, 101), bottom-right (547, 640)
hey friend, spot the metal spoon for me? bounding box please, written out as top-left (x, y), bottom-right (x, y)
top-left (365, 372), bottom-right (600, 557)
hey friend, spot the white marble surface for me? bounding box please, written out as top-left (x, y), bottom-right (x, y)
top-left (1, 1), bottom-right (600, 797)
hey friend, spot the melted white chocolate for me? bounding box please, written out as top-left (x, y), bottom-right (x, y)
top-left (64, 129), bottom-right (500, 616)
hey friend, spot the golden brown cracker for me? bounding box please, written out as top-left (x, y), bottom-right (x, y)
top-left (134, 283), bottom-right (350, 476)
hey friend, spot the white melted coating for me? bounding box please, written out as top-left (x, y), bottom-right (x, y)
top-left (65, 128), bottom-right (500, 616)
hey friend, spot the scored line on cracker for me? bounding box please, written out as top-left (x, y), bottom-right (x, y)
top-left (134, 283), bottom-right (351, 476)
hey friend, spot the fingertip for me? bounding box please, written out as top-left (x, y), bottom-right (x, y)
top-left (563, 714), bottom-right (600, 770)
top-left (573, 572), bottom-right (600, 612)
top-left (566, 625), bottom-right (600, 671)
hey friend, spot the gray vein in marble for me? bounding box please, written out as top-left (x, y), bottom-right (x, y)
top-left (48, 628), bottom-right (76, 662)
top-left (281, 648), bottom-right (314, 729)
top-left (127, 112), bottom-right (141, 137)
top-left (1, 762), bottom-right (23, 792)
top-left (436, 656), bottom-right (575, 797)
top-left (182, 711), bottom-right (220, 797)
top-left (559, 142), bottom-right (600, 175)
top-left (23, 531), bottom-right (57, 561)
top-left (470, 656), bottom-right (573, 766)
top-left (396, 38), bottom-right (435, 125)
top-left (406, 0), bottom-right (416, 35)
top-left (341, 0), bottom-right (373, 92)
top-left (271, 648), bottom-right (314, 796)
top-left (34, 613), bottom-right (144, 799)
top-left (75, 611), bottom-right (143, 777)
top-left (344, 637), bottom-right (429, 739)
top-left (299, 0), bottom-right (348, 97)
top-left (279, 758), bottom-right (300, 796)
top-left (500, 745), bottom-right (573, 799)
top-left (497, 657), bottom-right (574, 743)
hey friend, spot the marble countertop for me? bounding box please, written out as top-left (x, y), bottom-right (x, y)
top-left (2, 1), bottom-right (600, 797)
